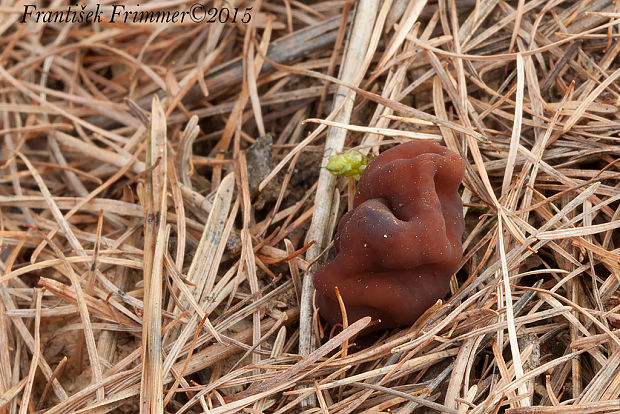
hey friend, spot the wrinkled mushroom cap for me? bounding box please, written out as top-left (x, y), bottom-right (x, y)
top-left (313, 141), bottom-right (465, 331)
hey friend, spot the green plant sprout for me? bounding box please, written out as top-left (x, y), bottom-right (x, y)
top-left (326, 149), bottom-right (368, 181)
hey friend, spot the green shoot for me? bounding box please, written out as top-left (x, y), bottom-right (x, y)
top-left (326, 149), bottom-right (368, 181)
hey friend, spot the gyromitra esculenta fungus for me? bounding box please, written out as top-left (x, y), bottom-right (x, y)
top-left (313, 141), bottom-right (465, 330)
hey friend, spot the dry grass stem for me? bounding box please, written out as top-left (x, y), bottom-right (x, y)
top-left (0, 1), bottom-right (619, 413)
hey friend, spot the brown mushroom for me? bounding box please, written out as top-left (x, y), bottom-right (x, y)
top-left (313, 141), bottom-right (465, 330)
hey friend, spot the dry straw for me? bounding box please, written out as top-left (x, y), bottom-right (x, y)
top-left (0, 0), bottom-right (619, 413)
